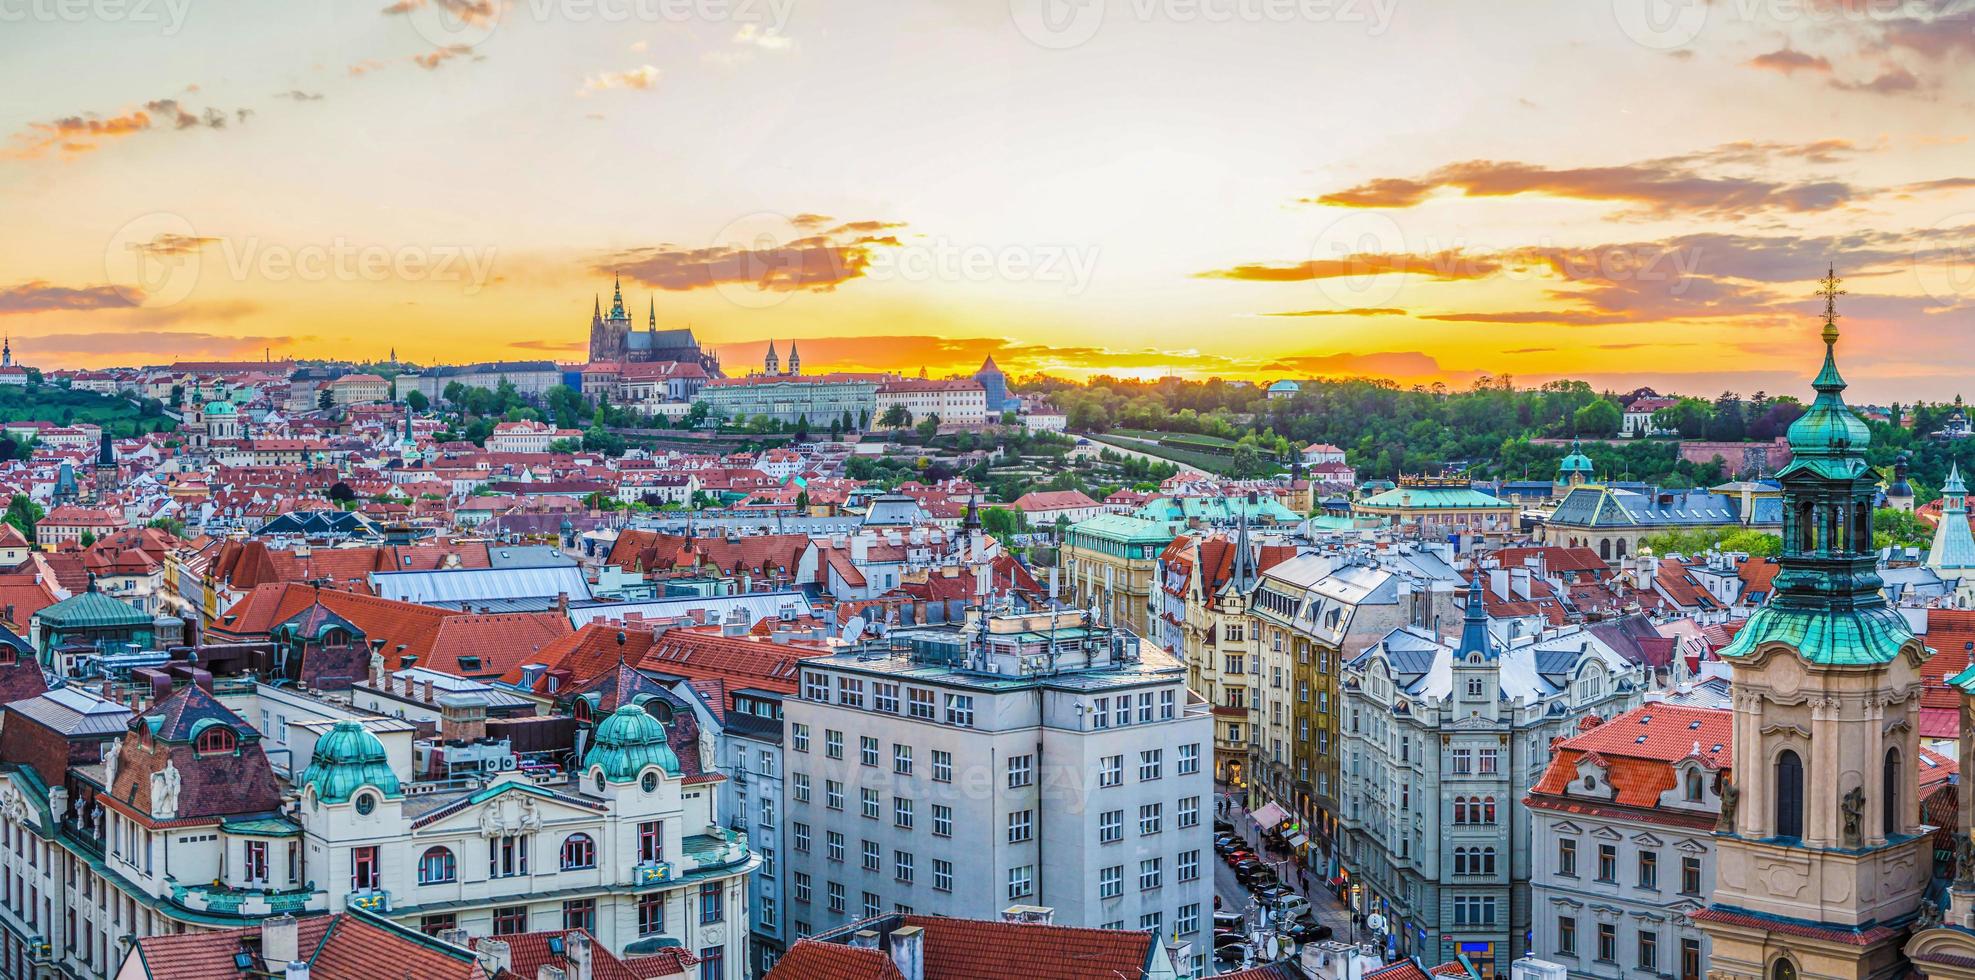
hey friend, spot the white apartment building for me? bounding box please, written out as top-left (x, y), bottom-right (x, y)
top-left (781, 607), bottom-right (1215, 976)
top-left (873, 379), bottom-right (990, 426)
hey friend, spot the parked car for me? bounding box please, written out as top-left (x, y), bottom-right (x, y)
top-left (1213, 911), bottom-right (1244, 931)
top-left (1282, 919), bottom-right (1333, 942)
top-left (1238, 867), bottom-right (1278, 889)
top-left (1231, 858), bottom-right (1265, 879)
top-left (1272, 896), bottom-right (1314, 922)
top-left (1214, 818), bottom-right (1236, 834)
top-left (1225, 848), bottom-right (1256, 866)
top-left (1255, 884), bottom-right (1293, 905)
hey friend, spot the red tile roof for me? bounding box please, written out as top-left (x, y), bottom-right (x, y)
top-left (1530, 703), bottom-right (1731, 813)
top-left (129, 917), bottom-right (336, 980)
top-left (307, 913), bottom-right (488, 980)
top-left (471, 928), bottom-right (686, 980)
top-left (767, 941), bottom-right (906, 980)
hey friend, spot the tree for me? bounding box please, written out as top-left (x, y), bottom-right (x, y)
top-left (79, 531), bottom-right (96, 548)
top-left (981, 506), bottom-right (1026, 542)
top-left (1874, 507), bottom-right (1932, 550)
top-left (405, 390), bottom-right (430, 413)
top-left (829, 417), bottom-right (843, 440)
top-left (328, 481), bottom-right (357, 504)
top-left (684, 401), bottom-right (711, 428)
top-left (317, 387), bottom-right (334, 411)
top-left (793, 414), bottom-right (810, 443)
top-left (880, 404), bottom-right (913, 431)
top-left (1572, 399), bottom-right (1621, 438)
top-left (794, 490), bottom-right (811, 512)
top-left (146, 517), bottom-right (187, 538)
top-left (858, 408), bottom-right (870, 430)
top-left (915, 414), bottom-right (940, 440)
top-left (841, 409), bottom-right (856, 434)
top-left (4, 496), bottom-right (41, 543)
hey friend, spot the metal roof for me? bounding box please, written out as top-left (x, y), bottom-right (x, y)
top-left (566, 590), bottom-right (813, 629)
top-left (371, 565), bottom-right (593, 605)
top-left (7, 685), bottom-right (133, 737)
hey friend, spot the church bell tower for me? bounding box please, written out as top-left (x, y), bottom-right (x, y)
top-left (1694, 268), bottom-right (1931, 980)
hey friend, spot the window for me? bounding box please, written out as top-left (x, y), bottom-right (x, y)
top-left (759, 896), bottom-right (777, 929)
top-left (352, 846), bottom-right (380, 890)
top-left (1478, 748), bottom-right (1499, 774)
top-left (699, 946), bottom-right (724, 980)
top-left (421, 914), bottom-right (457, 937)
top-left (932, 804), bottom-right (952, 838)
top-left (1138, 803), bottom-right (1161, 836)
top-left (1776, 749), bottom-right (1805, 838)
top-left (1099, 755), bottom-right (1123, 788)
top-left (1008, 754), bottom-right (1033, 788)
top-left (826, 780), bottom-right (844, 810)
top-left (874, 683), bottom-right (899, 713)
top-left (792, 723), bottom-right (810, 752)
top-left (494, 906), bottom-right (527, 936)
top-left (1885, 747), bottom-right (1902, 835)
top-left (862, 840), bottom-right (881, 871)
top-left (563, 899), bottom-right (595, 933)
top-left (417, 846), bottom-right (456, 885)
top-left (1558, 916), bottom-right (1577, 956)
top-left (804, 671), bottom-right (829, 701)
top-left (1638, 851), bottom-right (1658, 889)
top-left (894, 744), bottom-right (912, 774)
top-left (860, 736), bottom-right (879, 767)
top-left (863, 892), bottom-right (882, 918)
top-left (1178, 849), bottom-right (1200, 882)
top-left (1638, 930), bottom-right (1659, 971)
top-left (1140, 911), bottom-right (1162, 932)
top-left (1161, 690), bottom-right (1176, 719)
top-left (793, 773), bottom-right (811, 804)
top-left (793, 871), bottom-right (813, 904)
top-left (1686, 770), bottom-right (1704, 802)
top-left (1137, 692), bottom-right (1154, 722)
top-left (861, 788), bottom-right (881, 819)
top-left (826, 832), bottom-right (844, 863)
top-left (638, 821), bottom-right (662, 863)
top-left (1009, 810), bottom-right (1034, 842)
top-left (1099, 809), bottom-right (1123, 843)
top-left (1559, 839), bottom-right (1577, 877)
top-left (1453, 896), bottom-right (1496, 926)
top-left (1178, 796), bottom-right (1199, 829)
top-left (1008, 865), bottom-right (1033, 899)
top-left (1597, 923), bottom-right (1617, 962)
top-left (1452, 748), bottom-right (1472, 774)
top-left (944, 694), bottom-right (975, 727)
top-left (699, 882), bottom-right (724, 923)
top-left (1597, 844), bottom-right (1616, 882)
top-left (1178, 743), bottom-right (1200, 775)
top-left (932, 751), bottom-right (952, 783)
top-left (793, 822), bottom-right (810, 853)
top-left (1681, 856), bottom-right (1702, 895)
top-left (827, 882), bottom-right (846, 914)
top-left (195, 726), bottom-right (236, 756)
top-left (1114, 697), bottom-right (1130, 727)
top-left (489, 835), bottom-right (529, 878)
top-left (1092, 696), bottom-right (1110, 729)
top-left (244, 841), bottom-right (270, 884)
top-left (1177, 903), bottom-right (1200, 937)
top-left (639, 894), bottom-right (666, 935)
top-left (894, 797), bottom-right (914, 829)
top-left (825, 729), bottom-right (843, 759)
top-left (837, 677), bottom-right (864, 708)
top-left (560, 834), bottom-right (596, 871)
top-left (895, 850), bottom-right (914, 883)
top-left (1100, 865), bottom-right (1122, 898)
top-left (1139, 749), bottom-right (1162, 781)
top-left (1139, 858), bottom-right (1162, 891)
top-left (908, 688), bottom-right (935, 719)
top-left (933, 859), bottom-right (953, 892)
top-left (1683, 939), bottom-right (1702, 980)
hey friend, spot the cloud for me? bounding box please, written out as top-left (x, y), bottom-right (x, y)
top-left (275, 90), bottom-right (326, 101)
top-left (582, 65), bottom-right (662, 93)
top-left (1423, 310), bottom-right (1634, 325)
top-left (1746, 48), bottom-right (1832, 74)
top-left (1197, 251), bottom-right (1501, 282)
top-left (129, 233), bottom-right (221, 257)
top-left (6, 95), bottom-right (250, 157)
top-left (1503, 347), bottom-right (1555, 354)
top-left (509, 338), bottom-right (585, 352)
top-left (413, 45), bottom-right (478, 70)
top-left (349, 59), bottom-right (388, 77)
top-left (0, 281), bottom-right (138, 315)
top-left (1258, 307), bottom-right (1407, 317)
top-left (1834, 66), bottom-right (1921, 94)
top-left (1879, 11), bottom-right (1975, 59)
top-left (1307, 142), bottom-right (1870, 218)
top-left (602, 218), bottom-right (906, 294)
top-left (382, 0), bottom-right (497, 24)
top-left (12, 327), bottom-right (285, 360)
top-left (732, 23), bottom-right (793, 50)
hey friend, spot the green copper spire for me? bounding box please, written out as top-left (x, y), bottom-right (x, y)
top-left (1720, 267), bottom-right (1917, 667)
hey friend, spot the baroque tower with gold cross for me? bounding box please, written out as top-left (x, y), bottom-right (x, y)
top-left (1692, 268), bottom-right (1932, 980)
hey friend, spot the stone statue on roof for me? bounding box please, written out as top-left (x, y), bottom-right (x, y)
top-left (1715, 777), bottom-right (1739, 833)
top-left (153, 760), bottom-right (182, 820)
top-left (101, 737), bottom-right (122, 788)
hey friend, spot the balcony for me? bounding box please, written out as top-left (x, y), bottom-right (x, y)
top-left (168, 880), bottom-right (328, 918)
top-left (632, 861), bottom-right (677, 886)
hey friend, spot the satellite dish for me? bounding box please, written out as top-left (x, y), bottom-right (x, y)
top-left (842, 615), bottom-right (867, 643)
top-left (1265, 937), bottom-right (1281, 960)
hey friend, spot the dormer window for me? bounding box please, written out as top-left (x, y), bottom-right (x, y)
top-left (1685, 770), bottom-right (1704, 802)
top-left (196, 727), bottom-right (237, 756)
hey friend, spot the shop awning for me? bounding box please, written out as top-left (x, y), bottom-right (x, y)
top-left (1287, 833), bottom-right (1309, 849)
top-left (1250, 802), bottom-right (1288, 829)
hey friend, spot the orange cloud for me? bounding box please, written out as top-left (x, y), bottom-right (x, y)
top-left (413, 45), bottom-right (477, 70)
top-left (1259, 307), bottom-right (1407, 317)
top-left (601, 218), bottom-right (905, 293)
top-left (1198, 251), bottom-right (1501, 282)
top-left (1747, 48), bottom-right (1832, 74)
top-left (0, 281), bottom-right (138, 315)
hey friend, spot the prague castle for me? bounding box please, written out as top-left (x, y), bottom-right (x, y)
top-left (587, 273), bottom-right (723, 377)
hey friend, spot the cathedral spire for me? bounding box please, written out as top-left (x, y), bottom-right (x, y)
top-left (608, 273), bottom-right (626, 320)
top-left (1456, 567), bottom-right (1496, 661)
top-left (648, 296), bottom-right (656, 329)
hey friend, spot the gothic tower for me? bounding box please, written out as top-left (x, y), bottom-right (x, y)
top-left (1695, 269), bottom-right (1931, 980)
top-left (587, 274), bottom-right (633, 362)
top-left (787, 340), bottom-right (800, 376)
top-left (92, 430), bottom-right (117, 503)
top-left (764, 340), bottom-right (780, 377)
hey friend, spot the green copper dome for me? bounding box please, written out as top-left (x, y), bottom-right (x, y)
top-left (1558, 440), bottom-right (1594, 474)
top-left (584, 704), bottom-right (680, 783)
top-left (299, 721), bottom-right (403, 803)
top-left (205, 400), bottom-right (236, 416)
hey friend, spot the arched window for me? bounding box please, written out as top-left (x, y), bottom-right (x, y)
top-left (417, 846), bottom-right (456, 885)
top-left (1483, 848), bottom-right (1497, 874)
top-left (1884, 748), bottom-right (1902, 836)
top-left (1600, 538), bottom-right (1612, 560)
top-left (1772, 959), bottom-right (1797, 980)
top-left (1454, 797), bottom-right (1469, 825)
top-left (1483, 797), bottom-right (1497, 824)
top-left (1615, 538), bottom-right (1628, 559)
top-left (572, 699), bottom-right (592, 723)
top-left (1775, 750), bottom-right (1804, 839)
top-left (196, 727), bottom-right (236, 756)
top-left (1453, 848), bottom-right (1466, 874)
top-left (1686, 771), bottom-right (1704, 802)
top-left (561, 833), bottom-right (597, 871)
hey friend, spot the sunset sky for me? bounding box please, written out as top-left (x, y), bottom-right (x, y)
top-left (3, 0), bottom-right (1974, 400)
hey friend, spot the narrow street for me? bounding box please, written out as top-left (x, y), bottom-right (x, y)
top-left (1209, 794), bottom-right (1365, 972)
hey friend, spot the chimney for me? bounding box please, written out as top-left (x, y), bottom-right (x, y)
top-left (850, 929), bottom-right (883, 949)
top-left (476, 939), bottom-right (512, 977)
top-left (565, 930), bottom-right (594, 980)
top-left (262, 915), bottom-right (299, 967)
top-left (421, 678), bottom-right (435, 703)
top-left (888, 925), bottom-right (925, 980)
top-left (537, 968), bottom-right (566, 980)
top-left (285, 963), bottom-right (310, 980)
